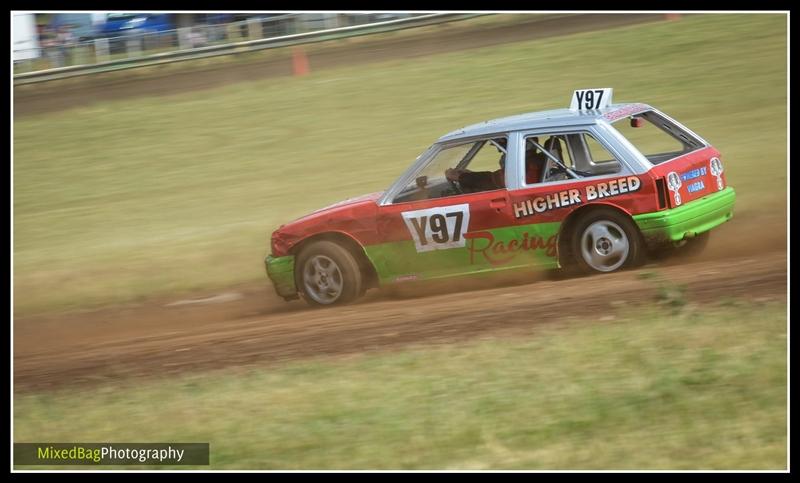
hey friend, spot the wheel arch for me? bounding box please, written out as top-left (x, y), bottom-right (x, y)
top-left (290, 231), bottom-right (379, 290)
top-left (557, 202), bottom-right (641, 267)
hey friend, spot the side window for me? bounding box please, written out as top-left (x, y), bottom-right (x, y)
top-left (464, 139), bottom-right (506, 173)
top-left (557, 137), bottom-right (574, 168)
top-left (391, 136), bottom-right (507, 203)
top-left (582, 134), bottom-right (623, 175)
top-left (523, 132), bottom-right (623, 186)
top-left (393, 143), bottom-right (473, 203)
top-left (523, 134), bottom-right (577, 185)
top-left (584, 134), bottom-right (616, 164)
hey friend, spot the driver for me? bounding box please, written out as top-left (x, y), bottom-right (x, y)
top-left (444, 138), bottom-right (507, 192)
top-left (444, 138), bottom-right (548, 192)
top-left (524, 137), bottom-right (547, 184)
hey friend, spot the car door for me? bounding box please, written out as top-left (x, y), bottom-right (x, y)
top-left (372, 189), bottom-right (518, 282)
top-left (505, 129), bottom-right (649, 268)
top-left (369, 137), bottom-right (520, 284)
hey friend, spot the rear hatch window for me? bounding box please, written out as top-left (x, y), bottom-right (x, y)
top-left (611, 110), bottom-right (705, 165)
top-left (612, 110), bottom-right (726, 206)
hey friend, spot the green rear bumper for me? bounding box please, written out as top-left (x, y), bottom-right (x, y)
top-left (265, 254), bottom-right (297, 299)
top-left (633, 187), bottom-right (736, 244)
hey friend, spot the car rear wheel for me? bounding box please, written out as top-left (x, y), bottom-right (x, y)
top-left (295, 241), bottom-right (363, 307)
top-left (570, 209), bottom-right (643, 274)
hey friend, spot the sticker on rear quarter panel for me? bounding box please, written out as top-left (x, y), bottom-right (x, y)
top-left (401, 204), bottom-right (471, 253)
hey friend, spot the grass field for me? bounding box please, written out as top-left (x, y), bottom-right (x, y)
top-left (14, 301), bottom-right (787, 469)
top-left (13, 14), bottom-right (788, 313)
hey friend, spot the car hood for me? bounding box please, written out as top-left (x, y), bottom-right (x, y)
top-left (303, 191), bottom-right (383, 217)
top-left (280, 191), bottom-right (383, 229)
top-left (271, 192), bottom-right (383, 256)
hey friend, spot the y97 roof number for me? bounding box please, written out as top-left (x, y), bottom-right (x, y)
top-left (569, 88), bottom-right (613, 111)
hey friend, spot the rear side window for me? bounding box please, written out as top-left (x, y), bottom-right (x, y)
top-left (612, 110), bottom-right (704, 165)
top-left (583, 134), bottom-right (620, 166)
top-left (522, 132), bottom-right (624, 186)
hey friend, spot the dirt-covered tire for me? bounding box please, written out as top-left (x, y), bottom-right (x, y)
top-left (295, 240), bottom-right (363, 307)
top-left (569, 208), bottom-right (644, 274)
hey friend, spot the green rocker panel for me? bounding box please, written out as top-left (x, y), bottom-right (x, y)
top-left (364, 221), bottom-right (562, 285)
top-left (633, 187), bottom-right (736, 243)
top-left (265, 222), bottom-right (562, 297)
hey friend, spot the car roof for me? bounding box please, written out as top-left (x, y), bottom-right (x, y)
top-left (437, 103), bottom-right (652, 142)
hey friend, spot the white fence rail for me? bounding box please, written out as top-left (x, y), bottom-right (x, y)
top-left (14, 13), bottom-right (478, 85)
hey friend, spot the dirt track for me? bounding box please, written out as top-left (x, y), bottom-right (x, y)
top-left (14, 240), bottom-right (787, 393)
top-left (14, 14), bottom-right (665, 117)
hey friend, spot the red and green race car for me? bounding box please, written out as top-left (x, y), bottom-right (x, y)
top-left (266, 88), bottom-right (736, 306)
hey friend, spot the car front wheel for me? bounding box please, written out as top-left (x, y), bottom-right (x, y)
top-left (570, 209), bottom-right (643, 274)
top-left (295, 240), bottom-right (363, 307)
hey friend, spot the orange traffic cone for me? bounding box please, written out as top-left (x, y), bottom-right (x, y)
top-left (292, 47), bottom-right (310, 77)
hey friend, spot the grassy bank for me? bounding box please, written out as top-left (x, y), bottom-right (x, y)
top-left (13, 14), bottom-right (787, 313)
top-left (14, 301), bottom-right (787, 469)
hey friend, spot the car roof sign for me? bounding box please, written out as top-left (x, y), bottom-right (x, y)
top-left (569, 88), bottom-right (613, 111)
